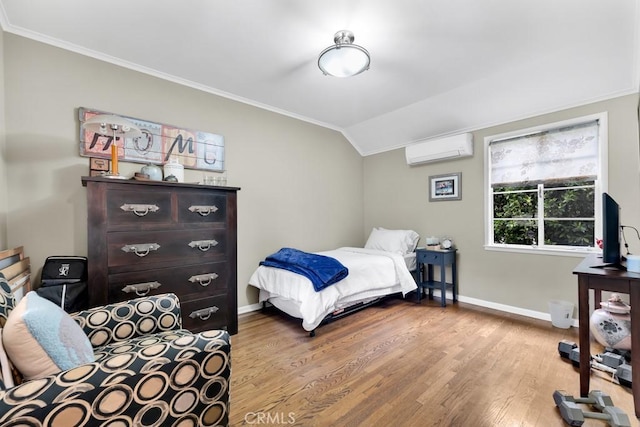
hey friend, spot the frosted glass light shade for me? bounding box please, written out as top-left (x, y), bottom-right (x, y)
top-left (318, 30), bottom-right (370, 77)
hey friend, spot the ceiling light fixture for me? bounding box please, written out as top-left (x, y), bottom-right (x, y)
top-left (318, 30), bottom-right (370, 77)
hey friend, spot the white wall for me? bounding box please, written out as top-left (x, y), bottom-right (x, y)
top-left (1, 33), bottom-right (364, 307)
top-left (364, 94), bottom-right (640, 314)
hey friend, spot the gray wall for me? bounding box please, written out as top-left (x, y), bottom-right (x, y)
top-left (364, 94), bottom-right (640, 314)
top-left (0, 28), bottom-right (6, 248)
top-left (2, 31), bottom-right (639, 317)
top-left (1, 34), bottom-right (364, 307)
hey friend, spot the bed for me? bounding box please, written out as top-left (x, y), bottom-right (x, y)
top-left (248, 228), bottom-right (419, 334)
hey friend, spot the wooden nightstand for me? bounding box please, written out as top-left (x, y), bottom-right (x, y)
top-left (415, 248), bottom-right (458, 307)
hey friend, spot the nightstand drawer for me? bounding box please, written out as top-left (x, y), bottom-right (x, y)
top-left (416, 251), bottom-right (441, 264)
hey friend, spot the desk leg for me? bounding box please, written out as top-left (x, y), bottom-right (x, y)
top-left (577, 277), bottom-right (590, 398)
top-left (630, 285), bottom-right (640, 417)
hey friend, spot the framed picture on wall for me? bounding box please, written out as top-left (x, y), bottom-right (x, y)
top-left (429, 172), bottom-right (461, 201)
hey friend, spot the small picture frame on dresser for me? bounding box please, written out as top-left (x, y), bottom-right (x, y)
top-left (429, 172), bottom-right (461, 202)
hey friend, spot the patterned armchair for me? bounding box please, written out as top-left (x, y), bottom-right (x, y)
top-left (0, 274), bottom-right (230, 426)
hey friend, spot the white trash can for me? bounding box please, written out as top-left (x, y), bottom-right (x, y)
top-left (548, 300), bottom-right (574, 329)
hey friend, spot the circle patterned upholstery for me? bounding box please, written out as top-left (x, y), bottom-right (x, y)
top-left (0, 275), bottom-right (16, 328)
top-left (0, 290), bottom-right (231, 426)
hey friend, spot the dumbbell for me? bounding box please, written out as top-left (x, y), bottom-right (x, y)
top-left (558, 401), bottom-right (631, 427)
top-left (553, 390), bottom-right (614, 411)
top-left (558, 340), bottom-right (577, 359)
top-left (569, 347), bottom-right (581, 367)
top-left (617, 364), bottom-right (632, 387)
top-left (556, 340), bottom-right (581, 367)
top-left (605, 347), bottom-right (632, 363)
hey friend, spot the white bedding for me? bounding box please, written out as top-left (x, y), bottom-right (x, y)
top-left (248, 247), bottom-right (417, 331)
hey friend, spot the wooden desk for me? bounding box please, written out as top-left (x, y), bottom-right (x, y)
top-left (573, 254), bottom-right (640, 417)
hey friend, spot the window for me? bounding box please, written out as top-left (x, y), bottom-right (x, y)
top-left (485, 113), bottom-right (607, 254)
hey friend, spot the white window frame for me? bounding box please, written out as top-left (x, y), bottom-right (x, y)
top-left (483, 112), bottom-right (608, 257)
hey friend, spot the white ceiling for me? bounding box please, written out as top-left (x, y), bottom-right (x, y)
top-left (0, 0), bottom-right (638, 156)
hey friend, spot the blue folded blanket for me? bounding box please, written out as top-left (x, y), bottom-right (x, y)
top-left (260, 247), bottom-right (349, 292)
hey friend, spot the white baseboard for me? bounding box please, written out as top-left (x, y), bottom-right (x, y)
top-left (238, 302), bottom-right (263, 315)
top-left (237, 290), bottom-right (578, 328)
top-left (440, 290), bottom-right (578, 328)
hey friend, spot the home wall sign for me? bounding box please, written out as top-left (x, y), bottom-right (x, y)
top-left (78, 107), bottom-right (225, 172)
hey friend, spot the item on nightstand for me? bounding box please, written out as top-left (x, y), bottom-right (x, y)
top-left (441, 238), bottom-right (454, 249)
top-left (425, 236), bottom-right (439, 246)
top-left (425, 236), bottom-right (440, 250)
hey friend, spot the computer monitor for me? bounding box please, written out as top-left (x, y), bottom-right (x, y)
top-left (602, 192), bottom-right (623, 268)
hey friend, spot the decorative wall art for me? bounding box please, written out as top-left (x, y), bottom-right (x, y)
top-left (429, 172), bottom-right (462, 201)
top-left (78, 107), bottom-right (225, 172)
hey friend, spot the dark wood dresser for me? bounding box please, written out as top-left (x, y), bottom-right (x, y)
top-left (81, 176), bottom-right (239, 334)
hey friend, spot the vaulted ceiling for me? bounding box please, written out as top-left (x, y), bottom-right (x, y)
top-left (1, 1), bottom-right (638, 155)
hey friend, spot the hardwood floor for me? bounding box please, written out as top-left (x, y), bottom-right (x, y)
top-left (229, 297), bottom-right (637, 426)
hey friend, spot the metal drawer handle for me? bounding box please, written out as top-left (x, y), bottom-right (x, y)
top-left (189, 205), bottom-right (218, 216)
top-left (121, 243), bottom-right (160, 257)
top-left (188, 273), bottom-right (219, 287)
top-left (121, 281), bottom-right (161, 296)
top-left (189, 306), bottom-right (219, 321)
top-left (120, 204), bottom-right (160, 217)
top-left (188, 240), bottom-right (218, 251)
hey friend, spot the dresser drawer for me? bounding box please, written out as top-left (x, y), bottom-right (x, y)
top-left (106, 189), bottom-right (173, 226)
top-left (107, 229), bottom-right (228, 268)
top-left (177, 191), bottom-right (228, 225)
top-left (181, 295), bottom-right (229, 333)
top-left (108, 261), bottom-right (229, 302)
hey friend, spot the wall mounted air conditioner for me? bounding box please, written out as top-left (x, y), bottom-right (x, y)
top-left (405, 133), bottom-right (474, 165)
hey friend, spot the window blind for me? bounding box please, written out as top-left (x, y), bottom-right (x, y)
top-left (489, 120), bottom-right (599, 187)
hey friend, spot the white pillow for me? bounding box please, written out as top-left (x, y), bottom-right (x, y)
top-left (3, 292), bottom-right (95, 381)
top-left (364, 227), bottom-right (420, 254)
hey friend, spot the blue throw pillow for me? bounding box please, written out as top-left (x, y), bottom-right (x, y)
top-left (3, 291), bottom-right (94, 380)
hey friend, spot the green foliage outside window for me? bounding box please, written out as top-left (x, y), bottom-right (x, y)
top-left (493, 181), bottom-right (595, 247)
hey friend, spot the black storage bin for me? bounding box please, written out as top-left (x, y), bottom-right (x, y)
top-left (36, 256), bottom-right (88, 313)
